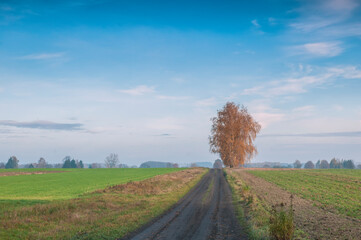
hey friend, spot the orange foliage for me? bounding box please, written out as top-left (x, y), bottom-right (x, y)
top-left (209, 102), bottom-right (261, 167)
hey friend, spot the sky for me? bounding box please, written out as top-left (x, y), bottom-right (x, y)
top-left (1, 0), bottom-right (361, 166)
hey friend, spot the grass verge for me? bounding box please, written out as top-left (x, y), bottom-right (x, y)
top-left (226, 170), bottom-right (269, 239)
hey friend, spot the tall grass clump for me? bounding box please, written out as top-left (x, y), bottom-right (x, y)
top-left (269, 195), bottom-right (294, 240)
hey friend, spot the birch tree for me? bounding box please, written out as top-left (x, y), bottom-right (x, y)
top-left (209, 102), bottom-right (261, 167)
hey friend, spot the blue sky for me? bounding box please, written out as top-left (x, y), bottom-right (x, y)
top-left (1, 0), bottom-right (361, 165)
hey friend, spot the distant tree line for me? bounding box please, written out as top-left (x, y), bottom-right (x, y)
top-left (293, 158), bottom-right (358, 169)
top-left (1, 154), bottom-right (359, 170)
top-left (62, 156), bottom-right (84, 168)
top-left (0, 153), bottom-right (138, 169)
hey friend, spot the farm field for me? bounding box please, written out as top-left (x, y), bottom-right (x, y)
top-left (227, 168), bottom-right (361, 240)
top-left (248, 169), bottom-right (361, 219)
top-left (0, 168), bottom-right (207, 239)
top-left (0, 168), bottom-right (182, 202)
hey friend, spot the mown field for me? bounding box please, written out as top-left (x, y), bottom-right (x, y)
top-left (248, 169), bottom-right (361, 219)
top-left (0, 168), bottom-right (207, 239)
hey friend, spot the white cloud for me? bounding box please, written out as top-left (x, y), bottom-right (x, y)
top-left (17, 52), bottom-right (65, 60)
top-left (292, 42), bottom-right (343, 57)
top-left (251, 19), bottom-right (260, 27)
top-left (318, 23), bottom-right (361, 38)
top-left (242, 65), bottom-right (360, 97)
top-left (292, 105), bottom-right (315, 113)
top-left (156, 95), bottom-right (190, 100)
top-left (253, 112), bottom-right (285, 129)
top-left (326, 66), bottom-right (361, 79)
top-left (323, 0), bottom-right (359, 12)
top-left (289, 0), bottom-right (359, 32)
top-left (118, 85), bottom-right (155, 96)
top-left (290, 17), bottom-right (342, 32)
top-left (242, 75), bottom-right (325, 97)
top-left (304, 42), bottom-right (343, 57)
top-left (291, 105), bottom-right (316, 118)
top-left (195, 98), bottom-right (218, 107)
top-left (241, 86), bottom-right (263, 95)
top-left (246, 101), bottom-right (285, 129)
top-left (0, 120), bottom-right (83, 131)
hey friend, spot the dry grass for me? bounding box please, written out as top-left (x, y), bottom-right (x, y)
top-left (0, 168), bottom-right (207, 240)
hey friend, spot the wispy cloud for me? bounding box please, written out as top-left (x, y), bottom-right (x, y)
top-left (326, 66), bottom-right (361, 79)
top-left (17, 52), bottom-right (65, 60)
top-left (323, 0), bottom-right (359, 12)
top-left (151, 133), bottom-right (174, 137)
top-left (156, 95), bottom-right (190, 100)
top-left (195, 97), bottom-right (218, 107)
top-left (291, 42), bottom-right (343, 57)
top-left (251, 19), bottom-right (260, 27)
top-left (0, 120), bottom-right (83, 131)
top-left (289, 0), bottom-right (359, 32)
top-left (292, 105), bottom-right (315, 113)
top-left (318, 23), bottom-right (361, 38)
top-left (118, 85), bottom-right (155, 96)
top-left (1, 5), bottom-right (13, 11)
top-left (242, 76), bottom-right (325, 97)
top-left (242, 65), bottom-right (361, 97)
top-left (253, 112), bottom-right (285, 129)
top-left (261, 131), bottom-right (361, 138)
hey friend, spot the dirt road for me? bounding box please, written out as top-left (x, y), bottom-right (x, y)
top-left (122, 169), bottom-right (246, 240)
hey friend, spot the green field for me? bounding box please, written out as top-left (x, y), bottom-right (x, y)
top-left (248, 169), bottom-right (361, 219)
top-left (0, 168), bottom-right (206, 239)
top-left (0, 168), bottom-right (183, 208)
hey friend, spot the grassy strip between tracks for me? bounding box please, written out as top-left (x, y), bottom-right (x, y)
top-left (0, 168), bottom-right (208, 240)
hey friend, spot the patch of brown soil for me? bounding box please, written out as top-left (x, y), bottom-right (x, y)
top-left (229, 169), bottom-right (361, 240)
top-left (0, 171), bottom-right (65, 177)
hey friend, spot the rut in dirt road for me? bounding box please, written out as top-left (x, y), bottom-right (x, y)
top-left (122, 169), bottom-right (247, 240)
